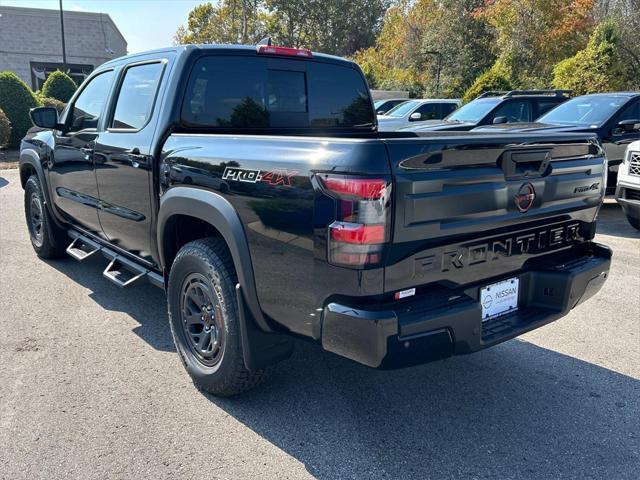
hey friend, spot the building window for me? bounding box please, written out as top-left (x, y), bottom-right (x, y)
top-left (30, 62), bottom-right (94, 91)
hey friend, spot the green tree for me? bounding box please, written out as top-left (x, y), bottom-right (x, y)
top-left (474, 0), bottom-right (597, 87)
top-left (174, 1), bottom-right (267, 45)
top-left (595, 0), bottom-right (640, 89)
top-left (0, 71), bottom-right (41, 146)
top-left (353, 0), bottom-right (495, 98)
top-left (41, 70), bottom-right (77, 102)
top-left (174, 1), bottom-right (387, 57)
top-left (462, 62), bottom-right (513, 103)
top-left (266, 0), bottom-right (389, 56)
top-left (552, 20), bottom-right (625, 94)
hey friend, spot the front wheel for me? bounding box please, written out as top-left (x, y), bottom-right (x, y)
top-left (167, 237), bottom-right (267, 396)
top-left (24, 175), bottom-right (67, 259)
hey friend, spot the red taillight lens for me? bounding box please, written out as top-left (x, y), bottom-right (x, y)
top-left (322, 178), bottom-right (386, 200)
top-left (256, 45), bottom-right (313, 58)
top-left (319, 174), bottom-right (391, 268)
top-left (330, 223), bottom-right (385, 244)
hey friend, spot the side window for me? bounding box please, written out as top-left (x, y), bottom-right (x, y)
top-left (69, 70), bottom-right (115, 132)
top-left (536, 100), bottom-right (562, 119)
top-left (413, 103), bottom-right (438, 120)
top-left (492, 100), bottom-right (531, 123)
top-left (441, 103), bottom-right (458, 117)
top-left (617, 100), bottom-right (640, 122)
top-left (111, 62), bottom-right (163, 130)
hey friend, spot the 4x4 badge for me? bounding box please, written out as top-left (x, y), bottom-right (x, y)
top-left (515, 183), bottom-right (536, 213)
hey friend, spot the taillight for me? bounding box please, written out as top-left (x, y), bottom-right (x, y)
top-left (256, 45), bottom-right (313, 58)
top-left (319, 174), bottom-right (391, 268)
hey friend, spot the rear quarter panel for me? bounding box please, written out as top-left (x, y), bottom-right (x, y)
top-left (160, 134), bottom-right (390, 338)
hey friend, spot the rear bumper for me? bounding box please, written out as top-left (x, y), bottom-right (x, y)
top-left (321, 242), bottom-right (611, 368)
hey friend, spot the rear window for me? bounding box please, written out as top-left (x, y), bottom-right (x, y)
top-left (181, 56), bottom-right (374, 130)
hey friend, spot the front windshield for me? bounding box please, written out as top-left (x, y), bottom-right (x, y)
top-left (446, 98), bottom-right (501, 122)
top-left (385, 100), bottom-right (418, 117)
top-left (538, 95), bottom-right (628, 126)
top-left (374, 100), bottom-right (384, 109)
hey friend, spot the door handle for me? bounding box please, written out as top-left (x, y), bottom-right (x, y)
top-left (80, 147), bottom-right (93, 160)
top-left (126, 147), bottom-right (145, 168)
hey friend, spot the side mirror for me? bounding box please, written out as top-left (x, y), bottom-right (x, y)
top-left (493, 116), bottom-right (507, 124)
top-left (376, 110), bottom-right (385, 115)
top-left (618, 119), bottom-right (640, 133)
top-left (30, 107), bottom-right (58, 129)
top-left (409, 112), bottom-right (422, 121)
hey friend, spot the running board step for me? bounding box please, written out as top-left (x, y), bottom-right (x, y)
top-left (67, 236), bottom-right (101, 262)
top-left (67, 231), bottom-right (164, 289)
top-left (103, 256), bottom-right (149, 288)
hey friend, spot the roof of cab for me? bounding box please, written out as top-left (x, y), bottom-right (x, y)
top-left (101, 44), bottom-right (355, 69)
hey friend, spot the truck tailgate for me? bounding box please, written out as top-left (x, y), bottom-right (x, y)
top-left (384, 132), bottom-right (606, 292)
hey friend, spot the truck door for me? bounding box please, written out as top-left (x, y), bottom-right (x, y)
top-left (94, 61), bottom-right (165, 261)
top-left (48, 70), bottom-right (115, 236)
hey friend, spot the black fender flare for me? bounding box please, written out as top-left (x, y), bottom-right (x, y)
top-left (157, 187), bottom-right (272, 333)
top-left (19, 148), bottom-right (66, 229)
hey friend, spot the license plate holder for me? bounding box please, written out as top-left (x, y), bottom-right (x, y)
top-left (480, 277), bottom-right (519, 321)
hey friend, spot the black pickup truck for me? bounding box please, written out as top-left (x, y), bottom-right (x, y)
top-left (21, 43), bottom-right (611, 396)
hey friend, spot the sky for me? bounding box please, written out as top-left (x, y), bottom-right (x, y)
top-left (0, 0), bottom-right (205, 53)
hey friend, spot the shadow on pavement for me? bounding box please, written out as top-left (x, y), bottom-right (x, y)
top-left (597, 203), bottom-right (640, 239)
top-left (209, 339), bottom-right (639, 479)
top-left (45, 255), bottom-right (174, 352)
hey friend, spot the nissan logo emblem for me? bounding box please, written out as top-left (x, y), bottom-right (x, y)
top-left (515, 183), bottom-right (536, 213)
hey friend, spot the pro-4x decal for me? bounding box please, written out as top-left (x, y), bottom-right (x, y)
top-left (222, 167), bottom-right (262, 183)
top-left (222, 167), bottom-right (298, 187)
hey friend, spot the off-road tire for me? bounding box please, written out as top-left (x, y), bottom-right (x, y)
top-left (24, 175), bottom-right (67, 259)
top-left (167, 237), bottom-right (267, 396)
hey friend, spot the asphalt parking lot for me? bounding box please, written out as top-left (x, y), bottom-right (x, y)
top-left (0, 167), bottom-right (638, 480)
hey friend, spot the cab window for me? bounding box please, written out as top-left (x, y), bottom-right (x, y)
top-left (68, 71), bottom-right (115, 132)
top-left (491, 100), bottom-right (531, 123)
top-left (412, 103), bottom-right (439, 121)
top-left (111, 62), bottom-right (163, 130)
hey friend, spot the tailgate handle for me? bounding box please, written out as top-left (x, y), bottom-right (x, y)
top-left (502, 149), bottom-right (552, 178)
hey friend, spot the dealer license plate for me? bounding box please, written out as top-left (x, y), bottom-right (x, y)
top-left (480, 277), bottom-right (519, 321)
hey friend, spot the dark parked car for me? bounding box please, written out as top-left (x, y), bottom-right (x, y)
top-left (20, 43), bottom-right (610, 396)
top-left (400, 90), bottom-right (571, 132)
top-left (473, 92), bottom-right (640, 193)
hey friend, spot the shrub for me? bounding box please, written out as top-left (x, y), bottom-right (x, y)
top-left (39, 96), bottom-right (66, 115)
top-left (552, 20), bottom-right (626, 95)
top-left (0, 108), bottom-right (11, 148)
top-left (0, 71), bottom-right (41, 146)
top-left (462, 64), bottom-right (513, 103)
top-left (41, 70), bottom-right (77, 102)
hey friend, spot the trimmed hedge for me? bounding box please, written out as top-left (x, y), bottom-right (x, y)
top-left (0, 71), bottom-right (41, 146)
top-left (0, 108), bottom-right (11, 148)
top-left (41, 70), bottom-right (77, 102)
top-left (39, 96), bottom-right (67, 114)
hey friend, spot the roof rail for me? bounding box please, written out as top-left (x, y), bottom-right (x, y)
top-left (478, 89), bottom-right (573, 99)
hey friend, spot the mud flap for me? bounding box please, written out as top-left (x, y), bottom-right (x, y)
top-left (235, 284), bottom-right (294, 371)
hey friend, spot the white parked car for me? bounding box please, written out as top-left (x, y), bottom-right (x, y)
top-left (615, 139), bottom-right (640, 230)
top-left (377, 99), bottom-right (461, 131)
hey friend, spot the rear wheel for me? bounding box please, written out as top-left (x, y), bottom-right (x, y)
top-left (626, 214), bottom-right (640, 231)
top-left (167, 237), bottom-right (267, 396)
top-left (24, 175), bottom-right (67, 259)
